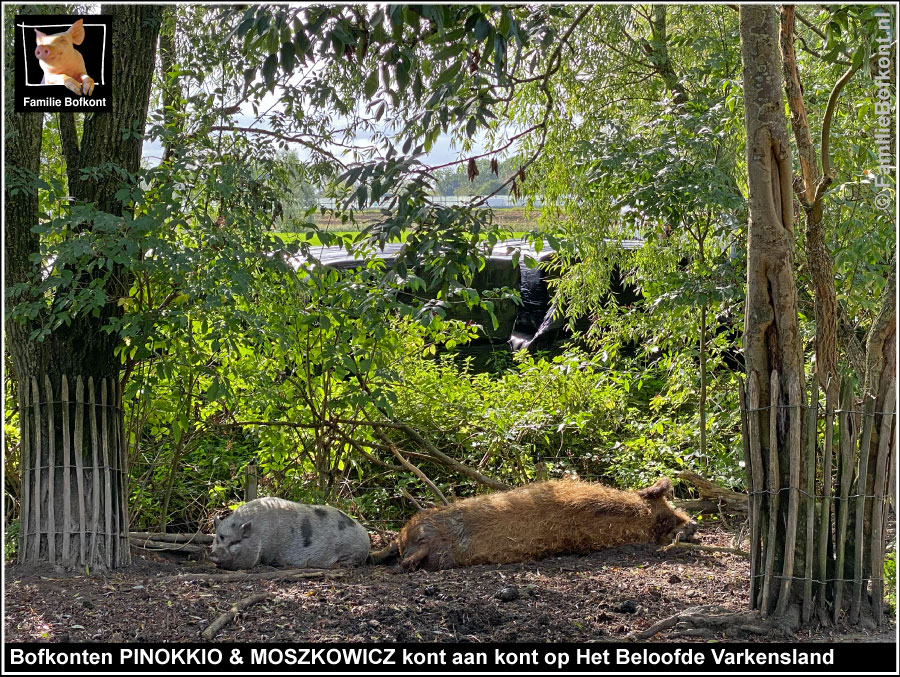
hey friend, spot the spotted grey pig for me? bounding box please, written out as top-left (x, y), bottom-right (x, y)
top-left (209, 497), bottom-right (370, 569)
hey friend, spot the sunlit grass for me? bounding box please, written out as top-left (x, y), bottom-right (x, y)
top-left (273, 227), bottom-right (538, 247)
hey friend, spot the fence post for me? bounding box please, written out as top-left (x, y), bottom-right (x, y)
top-left (833, 377), bottom-right (855, 623)
top-left (245, 461), bottom-right (258, 502)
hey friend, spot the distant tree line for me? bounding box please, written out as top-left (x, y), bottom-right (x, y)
top-left (431, 157), bottom-right (522, 196)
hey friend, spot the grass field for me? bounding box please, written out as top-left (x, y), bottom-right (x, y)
top-left (309, 206), bottom-right (541, 232)
top-left (276, 207), bottom-right (544, 246)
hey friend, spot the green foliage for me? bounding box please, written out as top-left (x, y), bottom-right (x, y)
top-left (885, 546), bottom-right (897, 614)
top-left (387, 347), bottom-right (743, 493)
top-left (4, 520), bottom-right (19, 563)
top-left (431, 157), bottom-right (524, 197)
top-left (269, 150), bottom-right (323, 232)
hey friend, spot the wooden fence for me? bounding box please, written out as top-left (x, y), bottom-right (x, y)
top-left (18, 375), bottom-right (130, 568)
top-left (740, 371), bottom-right (895, 624)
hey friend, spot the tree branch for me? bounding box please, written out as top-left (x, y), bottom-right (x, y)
top-left (820, 60), bottom-right (861, 185)
top-left (57, 112), bottom-right (82, 191)
top-left (794, 9), bottom-right (827, 43)
top-left (208, 125), bottom-right (348, 167)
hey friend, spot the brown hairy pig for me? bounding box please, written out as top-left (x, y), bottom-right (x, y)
top-left (371, 477), bottom-right (697, 570)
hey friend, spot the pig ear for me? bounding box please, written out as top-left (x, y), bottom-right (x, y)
top-left (240, 521), bottom-right (253, 538)
top-left (67, 18), bottom-right (85, 45)
top-left (637, 477), bottom-right (672, 500)
top-left (34, 29), bottom-right (47, 41)
top-left (213, 517), bottom-right (221, 530)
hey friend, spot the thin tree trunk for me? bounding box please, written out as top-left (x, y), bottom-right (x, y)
top-left (739, 4), bottom-right (806, 620)
top-left (780, 6), bottom-right (844, 410)
top-left (699, 304), bottom-right (708, 465)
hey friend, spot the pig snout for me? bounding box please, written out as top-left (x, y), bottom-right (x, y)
top-left (676, 521), bottom-right (700, 544)
top-left (35, 46), bottom-right (53, 61)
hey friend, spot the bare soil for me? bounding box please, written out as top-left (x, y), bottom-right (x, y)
top-left (4, 526), bottom-right (895, 644)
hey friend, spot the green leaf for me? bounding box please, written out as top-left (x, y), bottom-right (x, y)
top-left (434, 61), bottom-right (462, 88)
top-left (474, 17), bottom-right (492, 41)
top-left (262, 53), bottom-right (278, 90)
top-left (280, 41), bottom-right (296, 74)
top-left (364, 70), bottom-right (379, 98)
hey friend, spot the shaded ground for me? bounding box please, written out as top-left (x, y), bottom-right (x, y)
top-left (4, 526), bottom-right (895, 643)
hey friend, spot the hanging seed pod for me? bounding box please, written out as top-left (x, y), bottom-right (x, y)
top-left (467, 158), bottom-right (479, 182)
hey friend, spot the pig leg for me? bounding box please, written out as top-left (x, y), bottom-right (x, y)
top-left (61, 75), bottom-right (83, 95)
top-left (400, 545), bottom-right (429, 571)
top-left (59, 74), bottom-right (94, 96)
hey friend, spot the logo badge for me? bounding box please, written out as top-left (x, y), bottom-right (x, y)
top-left (15, 15), bottom-right (113, 112)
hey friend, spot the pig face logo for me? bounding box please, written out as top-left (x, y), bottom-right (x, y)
top-left (34, 19), bottom-right (94, 96)
top-left (15, 14), bottom-right (112, 112)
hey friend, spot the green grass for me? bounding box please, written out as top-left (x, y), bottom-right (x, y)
top-left (274, 229), bottom-right (537, 247)
top-left (274, 208), bottom-right (543, 246)
top-left (286, 207), bottom-right (541, 233)
top-left (274, 230), bottom-right (383, 246)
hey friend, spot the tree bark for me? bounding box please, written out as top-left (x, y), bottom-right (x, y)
top-left (4, 5), bottom-right (48, 382)
top-left (860, 259), bottom-right (896, 621)
top-left (739, 5), bottom-right (805, 618)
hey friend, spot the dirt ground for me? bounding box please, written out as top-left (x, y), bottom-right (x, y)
top-left (4, 525), bottom-right (896, 644)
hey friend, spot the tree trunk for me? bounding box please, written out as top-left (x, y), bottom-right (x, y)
top-left (158, 7), bottom-right (183, 163)
top-left (6, 5), bottom-right (163, 569)
top-left (739, 5), bottom-right (806, 619)
top-left (780, 5), bottom-right (859, 405)
top-left (741, 6), bottom-right (895, 628)
top-left (644, 5), bottom-right (688, 105)
top-left (859, 260), bottom-right (896, 623)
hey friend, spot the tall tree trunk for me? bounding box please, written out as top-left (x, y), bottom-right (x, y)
top-left (5, 4), bottom-right (48, 381)
top-left (643, 5), bottom-right (688, 105)
top-left (158, 7), bottom-right (183, 163)
top-left (779, 5), bottom-right (842, 621)
top-left (6, 5), bottom-right (163, 569)
top-left (859, 260), bottom-right (896, 623)
top-left (780, 5), bottom-right (859, 400)
top-left (739, 5), bottom-right (806, 619)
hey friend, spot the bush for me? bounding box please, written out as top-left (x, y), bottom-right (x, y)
top-left (387, 346), bottom-right (744, 495)
top-left (4, 520), bottom-right (19, 563)
top-left (885, 545), bottom-right (897, 614)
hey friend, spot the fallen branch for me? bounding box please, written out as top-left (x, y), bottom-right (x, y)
top-left (201, 592), bottom-right (274, 641)
top-left (145, 568), bottom-right (347, 585)
top-left (130, 531), bottom-right (213, 544)
top-left (133, 540), bottom-right (206, 555)
top-left (374, 431), bottom-right (449, 506)
top-left (332, 417), bottom-right (509, 491)
top-left (628, 605), bottom-right (770, 640)
top-left (673, 499), bottom-right (726, 512)
top-left (394, 422), bottom-right (510, 491)
top-left (662, 541), bottom-right (750, 558)
top-left (677, 470), bottom-right (748, 516)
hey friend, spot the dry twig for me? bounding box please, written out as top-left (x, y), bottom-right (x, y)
top-left (201, 592), bottom-right (274, 641)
